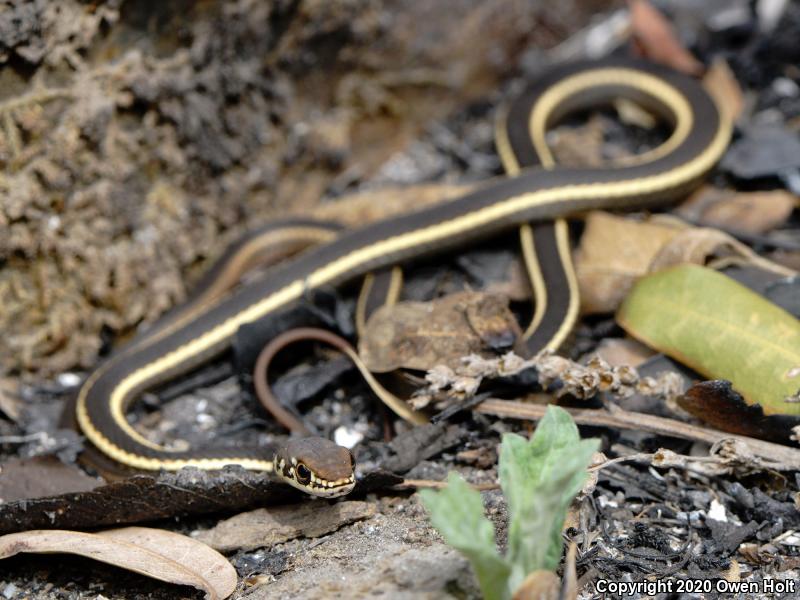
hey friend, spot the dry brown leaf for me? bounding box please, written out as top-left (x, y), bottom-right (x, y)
top-left (359, 291), bottom-right (520, 373)
top-left (99, 527), bottom-right (237, 596)
top-left (0, 527), bottom-right (237, 600)
top-left (573, 212), bottom-right (680, 313)
top-left (195, 501), bottom-right (376, 552)
top-left (574, 211), bottom-right (794, 314)
top-left (678, 186), bottom-right (796, 234)
top-left (628, 0), bottom-right (704, 76)
top-left (703, 57), bottom-right (745, 123)
top-left (647, 227), bottom-right (742, 270)
top-left (593, 338), bottom-right (655, 368)
top-left (648, 227), bottom-right (789, 274)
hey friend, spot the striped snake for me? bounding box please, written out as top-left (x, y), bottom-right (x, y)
top-left (70, 58), bottom-right (731, 496)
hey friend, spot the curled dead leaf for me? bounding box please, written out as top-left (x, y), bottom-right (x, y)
top-left (648, 227), bottom-right (751, 270)
top-left (651, 223), bottom-right (795, 281)
top-left (359, 291), bottom-right (520, 373)
top-left (0, 527), bottom-right (237, 600)
top-left (574, 211), bottom-right (794, 314)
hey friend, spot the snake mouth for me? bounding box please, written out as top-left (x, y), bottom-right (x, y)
top-left (308, 476), bottom-right (356, 498)
top-left (280, 473), bottom-right (356, 498)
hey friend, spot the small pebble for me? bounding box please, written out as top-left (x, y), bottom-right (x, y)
top-left (2, 583), bottom-right (19, 600)
top-left (334, 425), bottom-right (364, 449)
top-left (773, 77), bottom-right (800, 97)
top-left (707, 499), bottom-right (728, 522)
top-left (57, 372), bottom-right (82, 388)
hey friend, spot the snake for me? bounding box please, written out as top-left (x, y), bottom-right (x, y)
top-left (70, 58), bottom-right (731, 496)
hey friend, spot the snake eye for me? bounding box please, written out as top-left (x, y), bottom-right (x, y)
top-left (295, 463), bottom-right (311, 485)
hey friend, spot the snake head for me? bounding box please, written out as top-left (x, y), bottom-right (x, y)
top-left (274, 437), bottom-right (356, 498)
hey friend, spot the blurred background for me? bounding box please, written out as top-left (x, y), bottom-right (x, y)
top-left (0, 0), bottom-right (613, 380)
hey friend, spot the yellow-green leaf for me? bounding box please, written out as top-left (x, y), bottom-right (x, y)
top-left (617, 264), bottom-right (800, 415)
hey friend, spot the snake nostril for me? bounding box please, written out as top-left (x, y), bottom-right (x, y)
top-left (296, 463), bottom-right (311, 485)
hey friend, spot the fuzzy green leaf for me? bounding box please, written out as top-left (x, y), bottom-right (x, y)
top-left (421, 407), bottom-right (599, 598)
top-left (617, 264), bottom-right (800, 415)
top-left (420, 472), bottom-right (512, 600)
top-left (500, 406), bottom-right (599, 591)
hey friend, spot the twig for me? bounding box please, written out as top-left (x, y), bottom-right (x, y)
top-left (475, 399), bottom-right (800, 470)
top-left (586, 453), bottom-right (653, 472)
top-left (562, 541), bottom-right (579, 600)
top-left (0, 432), bottom-right (50, 445)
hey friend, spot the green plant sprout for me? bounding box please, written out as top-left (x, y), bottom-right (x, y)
top-left (421, 406), bottom-right (599, 600)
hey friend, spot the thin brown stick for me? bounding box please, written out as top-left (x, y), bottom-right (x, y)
top-left (475, 399), bottom-right (800, 470)
top-left (561, 541), bottom-right (578, 600)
